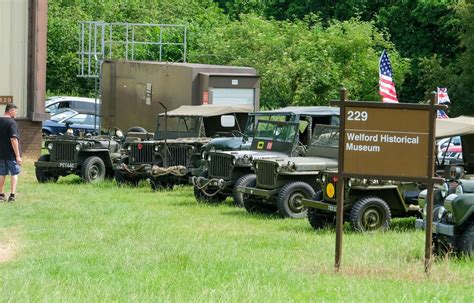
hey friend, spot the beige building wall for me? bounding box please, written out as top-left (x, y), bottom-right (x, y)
top-left (0, 0), bottom-right (28, 117)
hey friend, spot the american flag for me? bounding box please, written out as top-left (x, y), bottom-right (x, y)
top-left (437, 87), bottom-right (450, 119)
top-left (379, 50), bottom-right (398, 103)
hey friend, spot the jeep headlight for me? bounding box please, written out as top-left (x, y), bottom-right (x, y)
top-left (321, 174), bottom-right (327, 184)
top-left (47, 143), bottom-right (53, 150)
top-left (154, 145), bottom-right (159, 152)
top-left (232, 157), bottom-right (236, 165)
top-left (441, 182), bottom-right (449, 198)
top-left (455, 184), bottom-right (463, 194)
top-left (75, 144), bottom-right (81, 151)
top-left (275, 165), bottom-right (281, 173)
top-left (127, 145), bottom-right (131, 151)
top-left (254, 162), bottom-right (259, 170)
top-left (202, 151), bottom-right (208, 160)
top-left (437, 206), bottom-right (447, 221)
top-left (347, 179), bottom-right (352, 188)
top-left (207, 154), bottom-right (211, 161)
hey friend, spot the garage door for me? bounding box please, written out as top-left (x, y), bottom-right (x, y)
top-left (210, 88), bottom-right (255, 106)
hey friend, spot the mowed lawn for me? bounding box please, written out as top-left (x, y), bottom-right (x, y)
top-left (0, 160), bottom-right (472, 302)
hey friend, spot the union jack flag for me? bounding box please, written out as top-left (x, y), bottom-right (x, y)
top-left (437, 87), bottom-right (450, 119)
top-left (379, 50), bottom-right (398, 103)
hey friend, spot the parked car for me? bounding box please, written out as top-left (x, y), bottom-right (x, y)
top-left (45, 96), bottom-right (99, 115)
top-left (437, 136), bottom-right (461, 157)
top-left (439, 145), bottom-right (463, 166)
top-left (42, 109), bottom-right (100, 136)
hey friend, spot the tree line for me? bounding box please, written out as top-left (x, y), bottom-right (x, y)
top-left (47, 0), bottom-right (473, 115)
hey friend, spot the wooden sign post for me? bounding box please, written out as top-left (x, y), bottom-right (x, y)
top-left (332, 89), bottom-right (443, 273)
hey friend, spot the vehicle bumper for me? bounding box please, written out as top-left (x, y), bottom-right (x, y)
top-left (237, 186), bottom-right (279, 198)
top-left (301, 198), bottom-right (337, 212)
top-left (114, 163), bottom-right (150, 177)
top-left (415, 219), bottom-right (455, 236)
top-left (34, 161), bottom-right (78, 169)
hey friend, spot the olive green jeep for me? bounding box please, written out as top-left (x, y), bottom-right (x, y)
top-left (303, 174), bottom-right (422, 231)
top-left (114, 105), bottom-right (252, 188)
top-left (193, 107), bottom-right (340, 206)
top-left (236, 125), bottom-right (339, 218)
top-left (34, 128), bottom-right (127, 183)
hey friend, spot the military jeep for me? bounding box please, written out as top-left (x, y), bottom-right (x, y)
top-left (114, 105), bottom-right (252, 188)
top-left (415, 116), bottom-right (474, 256)
top-left (302, 174), bottom-right (422, 231)
top-left (193, 107), bottom-right (340, 206)
top-left (236, 125), bottom-right (339, 218)
top-left (34, 128), bottom-right (126, 183)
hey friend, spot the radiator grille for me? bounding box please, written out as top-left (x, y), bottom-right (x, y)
top-left (167, 145), bottom-right (189, 167)
top-left (51, 142), bottom-right (76, 161)
top-left (129, 143), bottom-right (154, 164)
top-left (256, 161), bottom-right (277, 188)
top-left (208, 154), bottom-right (233, 179)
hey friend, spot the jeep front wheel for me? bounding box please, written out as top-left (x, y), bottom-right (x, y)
top-left (350, 196), bottom-right (391, 232)
top-left (277, 181), bottom-right (315, 218)
top-left (307, 191), bottom-right (335, 229)
top-left (81, 156), bottom-right (106, 183)
top-left (459, 222), bottom-right (473, 257)
top-left (233, 174), bottom-right (256, 207)
top-left (35, 155), bottom-right (59, 183)
top-left (193, 171), bottom-right (226, 203)
top-left (114, 170), bottom-right (140, 187)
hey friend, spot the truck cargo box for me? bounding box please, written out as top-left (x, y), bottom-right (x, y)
top-left (101, 60), bottom-right (260, 132)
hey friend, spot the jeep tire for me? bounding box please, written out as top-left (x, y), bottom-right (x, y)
top-left (277, 181), bottom-right (315, 218)
top-left (307, 190), bottom-right (336, 229)
top-left (242, 175), bottom-right (277, 215)
top-left (35, 155), bottom-right (59, 183)
top-left (114, 169), bottom-right (140, 187)
top-left (350, 196), bottom-right (391, 232)
top-left (194, 171), bottom-right (227, 203)
top-left (233, 174), bottom-right (256, 207)
top-left (459, 221), bottom-right (473, 257)
top-left (81, 156), bottom-right (106, 183)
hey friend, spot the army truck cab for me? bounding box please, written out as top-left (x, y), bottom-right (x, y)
top-left (237, 124), bottom-right (340, 218)
top-left (114, 105), bottom-right (252, 188)
top-left (34, 128), bottom-right (127, 183)
top-left (193, 107), bottom-right (340, 206)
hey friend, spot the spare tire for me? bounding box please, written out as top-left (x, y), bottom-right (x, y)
top-left (126, 126), bottom-right (147, 133)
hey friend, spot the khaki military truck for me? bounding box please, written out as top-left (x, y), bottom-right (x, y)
top-left (236, 125), bottom-right (340, 218)
top-left (114, 105), bottom-right (252, 188)
top-left (193, 107), bottom-right (340, 205)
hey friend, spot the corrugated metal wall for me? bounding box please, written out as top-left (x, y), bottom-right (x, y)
top-left (0, 0), bottom-right (28, 118)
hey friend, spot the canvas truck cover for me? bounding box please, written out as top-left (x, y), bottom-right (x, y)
top-left (158, 104), bottom-right (254, 117)
top-left (436, 116), bottom-right (474, 139)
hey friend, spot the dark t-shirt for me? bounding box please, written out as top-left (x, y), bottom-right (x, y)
top-left (0, 117), bottom-right (19, 160)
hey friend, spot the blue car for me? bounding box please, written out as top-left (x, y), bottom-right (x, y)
top-left (42, 109), bottom-right (100, 136)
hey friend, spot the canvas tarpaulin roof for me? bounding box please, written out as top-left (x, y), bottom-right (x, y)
top-left (436, 116), bottom-right (474, 138)
top-left (159, 105), bottom-right (253, 117)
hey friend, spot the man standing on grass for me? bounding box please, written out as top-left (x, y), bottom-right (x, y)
top-left (0, 103), bottom-right (22, 202)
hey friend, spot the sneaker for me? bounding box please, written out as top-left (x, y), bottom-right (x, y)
top-left (7, 194), bottom-right (15, 202)
top-left (0, 193), bottom-right (5, 202)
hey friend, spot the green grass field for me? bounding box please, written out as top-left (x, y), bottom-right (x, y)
top-left (0, 160), bottom-right (472, 302)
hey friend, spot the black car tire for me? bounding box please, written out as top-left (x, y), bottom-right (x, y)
top-left (193, 171), bottom-right (227, 203)
top-left (242, 175), bottom-right (277, 215)
top-left (81, 156), bottom-right (106, 183)
top-left (307, 191), bottom-right (336, 229)
top-left (459, 221), bottom-right (473, 257)
top-left (350, 196), bottom-right (391, 232)
top-left (114, 169), bottom-right (140, 187)
top-left (126, 126), bottom-right (147, 133)
top-left (233, 174), bottom-right (256, 207)
top-left (35, 155), bottom-right (59, 183)
top-left (277, 181), bottom-right (315, 218)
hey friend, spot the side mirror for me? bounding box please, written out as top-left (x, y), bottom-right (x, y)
top-left (45, 108), bottom-right (51, 113)
top-left (221, 115), bottom-right (236, 128)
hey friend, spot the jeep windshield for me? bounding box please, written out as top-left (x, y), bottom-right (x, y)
top-left (155, 116), bottom-right (200, 140)
top-left (244, 114), bottom-right (295, 138)
top-left (254, 120), bottom-right (298, 142)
